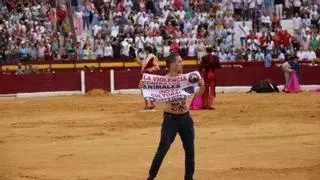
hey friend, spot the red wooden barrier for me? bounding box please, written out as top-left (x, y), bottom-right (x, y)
top-left (0, 72), bottom-right (81, 94)
top-left (0, 66), bottom-right (319, 94)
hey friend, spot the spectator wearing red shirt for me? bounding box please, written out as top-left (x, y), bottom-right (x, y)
top-left (273, 31), bottom-right (281, 54)
top-left (173, 0), bottom-right (182, 10)
top-left (170, 39), bottom-right (180, 53)
top-left (174, 26), bottom-right (182, 39)
top-left (165, 22), bottom-right (175, 38)
top-left (117, 0), bottom-right (125, 14)
top-left (44, 45), bottom-right (54, 61)
top-left (56, 6), bottom-right (67, 32)
top-left (259, 32), bottom-right (267, 51)
top-left (282, 30), bottom-right (292, 47)
top-left (247, 30), bottom-right (258, 41)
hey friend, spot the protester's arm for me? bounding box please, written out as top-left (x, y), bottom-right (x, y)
top-left (146, 55), bottom-right (160, 72)
top-left (195, 79), bottom-right (205, 96)
top-left (198, 56), bottom-right (204, 72)
top-left (139, 80), bottom-right (143, 89)
top-left (134, 50), bottom-right (143, 65)
top-left (215, 55), bottom-right (221, 69)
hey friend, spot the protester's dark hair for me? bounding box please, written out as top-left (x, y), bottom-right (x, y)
top-left (145, 46), bottom-right (153, 54)
top-left (206, 46), bottom-right (213, 53)
top-left (166, 53), bottom-right (180, 67)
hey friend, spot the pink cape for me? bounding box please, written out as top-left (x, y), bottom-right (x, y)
top-left (286, 71), bottom-right (301, 93)
top-left (189, 95), bottom-right (203, 110)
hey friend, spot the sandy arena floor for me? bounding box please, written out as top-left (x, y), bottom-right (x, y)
top-left (0, 92), bottom-right (320, 180)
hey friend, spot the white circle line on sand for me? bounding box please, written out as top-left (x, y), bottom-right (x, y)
top-left (140, 110), bottom-right (159, 112)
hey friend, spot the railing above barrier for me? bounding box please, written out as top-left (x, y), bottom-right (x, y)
top-left (1, 58), bottom-right (316, 72)
top-left (0, 65), bottom-right (319, 95)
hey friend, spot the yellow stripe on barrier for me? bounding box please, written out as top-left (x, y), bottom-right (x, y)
top-left (183, 60), bottom-right (198, 65)
top-left (100, 62), bottom-right (123, 67)
top-left (124, 62), bottom-right (140, 67)
top-left (2, 65), bottom-right (22, 70)
top-left (51, 64), bottom-right (75, 69)
top-left (75, 63), bottom-right (99, 68)
top-left (32, 64), bottom-right (50, 69)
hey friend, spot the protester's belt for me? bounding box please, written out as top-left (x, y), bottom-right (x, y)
top-left (164, 111), bottom-right (190, 119)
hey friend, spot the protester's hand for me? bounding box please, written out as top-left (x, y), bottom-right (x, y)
top-left (139, 80), bottom-right (144, 88)
top-left (198, 79), bottom-right (204, 87)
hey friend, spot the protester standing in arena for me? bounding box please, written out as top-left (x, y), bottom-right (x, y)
top-left (197, 47), bottom-right (221, 109)
top-left (140, 53), bottom-right (204, 180)
top-left (135, 46), bottom-right (160, 110)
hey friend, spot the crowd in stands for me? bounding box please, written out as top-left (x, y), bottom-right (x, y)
top-left (0, 0), bottom-right (319, 66)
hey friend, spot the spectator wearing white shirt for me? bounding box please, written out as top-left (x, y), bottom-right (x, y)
top-left (255, 48), bottom-right (265, 61)
top-left (233, 0), bottom-right (242, 20)
top-left (163, 41), bottom-right (170, 57)
top-left (135, 33), bottom-right (146, 49)
top-left (257, 0), bottom-right (264, 9)
top-left (293, 13), bottom-right (302, 33)
top-left (302, 28), bottom-right (311, 50)
top-left (149, 18), bottom-right (160, 30)
top-left (104, 42), bottom-right (114, 58)
top-left (219, 50), bottom-right (228, 62)
top-left (296, 47), bottom-right (305, 60)
top-left (261, 12), bottom-right (271, 31)
top-left (278, 49), bottom-right (286, 61)
top-left (145, 36), bottom-right (154, 47)
top-left (124, 0), bottom-right (133, 13)
top-left (293, 0), bottom-right (301, 15)
top-left (223, 14), bottom-right (234, 29)
top-left (95, 42), bottom-right (104, 59)
top-left (248, 0), bottom-right (256, 20)
top-left (275, 0), bottom-right (284, 20)
top-left (196, 40), bottom-right (206, 62)
top-left (121, 40), bottom-right (131, 57)
top-left (266, 35), bottom-right (275, 52)
top-left (309, 5), bottom-right (318, 20)
top-left (239, 21), bottom-right (249, 46)
top-left (307, 48), bottom-right (317, 61)
top-left (110, 22), bottom-right (119, 38)
top-left (175, 8), bottom-right (186, 20)
top-left (159, 0), bottom-right (168, 10)
top-left (285, 0), bottom-right (293, 18)
top-left (138, 13), bottom-right (149, 26)
top-left (188, 40), bottom-right (197, 57)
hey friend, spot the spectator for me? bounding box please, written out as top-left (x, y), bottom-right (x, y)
top-left (255, 48), bottom-right (265, 61)
top-left (24, 64), bottom-right (38, 74)
top-left (278, 49), bottom-right (286, 61)
top-left (104, 42), bottom-right (114, 58)
top-left (163, 41), bottom-right (171, 57)
top-left (15, 63), bottom-right (24, 75)
top-left (56, 5), bottom-right (67, 32)
top-left (285, 0), bottom-right (293, 19)
top-left (306, 48), bottom-right (317, 61)
top-left (293, 13), bottom-right (302, 34)
top-left (196, 40), bottom-right (206, 62)
top-left (261, 12), bottom-right (272, 31)
top-left (296, 47), bottom-right (305, 60)
top-left (19, 43), bottom-right (31, 61)
top-left (293, 0), bottom-right (302, 15)
top-left (219, 49), bottom-right (228, 62)
top-left (44, 45), bottom-right (54, 61)
top-left (239, 21), bottom-right (249, 46)
top-left (275, 0), bottom-right (284, 20)
top-left (264, 49), bottom-right (273, 67)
